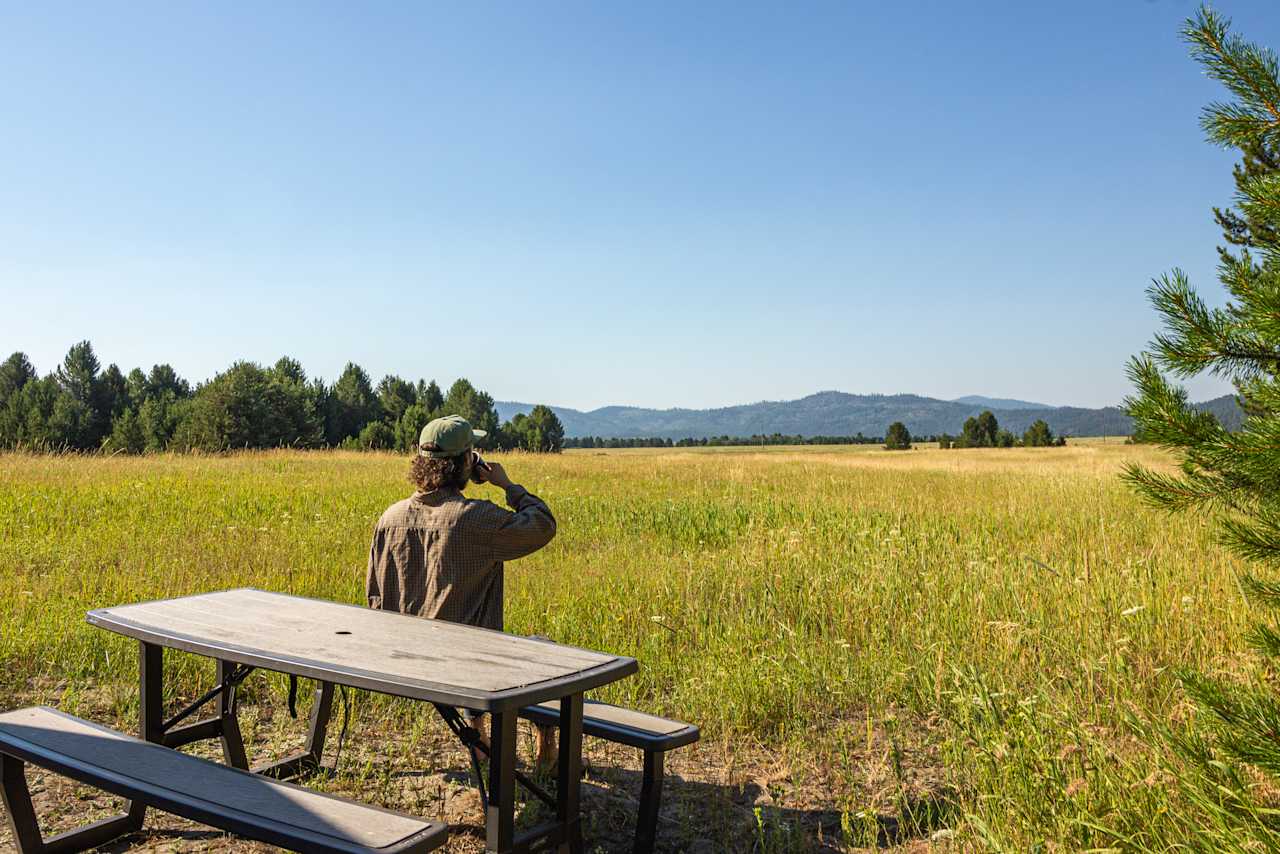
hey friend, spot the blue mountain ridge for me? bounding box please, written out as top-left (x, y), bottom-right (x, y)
top-left (495, 391), bottom-right (1242, 439)
top-left (951, 395), bottom-right (1053, 410)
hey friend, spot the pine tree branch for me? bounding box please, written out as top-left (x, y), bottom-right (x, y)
top-left (1243, 573), bottom-right (1280, 608)
top-left (1121, 463), bottom-right (1218, 511)
top-left (1145, 270), bottom-right (1280, 378)
top-left (1187, 9), bottom-right (1280, 145)
top-left (1245, 621), bottom-right (1280, 658)
top-left (1221, 515), bottom-right (1280, 565)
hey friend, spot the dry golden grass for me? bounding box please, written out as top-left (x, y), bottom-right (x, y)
top-left (0, 442), bottom-right (1256, 850)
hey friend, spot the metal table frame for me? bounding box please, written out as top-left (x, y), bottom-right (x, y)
top-left (87, 592), bottom-right (638, 854)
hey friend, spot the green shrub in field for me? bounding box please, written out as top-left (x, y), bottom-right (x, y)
top-left (884, 422), bottom-right (912, 451)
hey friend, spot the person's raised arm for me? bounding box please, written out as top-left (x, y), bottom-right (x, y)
top-left (478, 461), bottom-right (556, 561)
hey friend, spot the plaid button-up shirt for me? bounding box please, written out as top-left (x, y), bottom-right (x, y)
top-left (365, 484), bottom-right (556, 630)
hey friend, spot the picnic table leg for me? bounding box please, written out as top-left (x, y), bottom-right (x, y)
top-left (1, 753), bottom-right (45, 852)
top-left (633, 750), bottom-right (663, 854)
top-left (217, 659), bottom-right (250, 770)
top-left (256, 680), bottom-right (333, 779)
top-left (556, 692), bottom-right (584, 854)
top-left (138, 642), bottom-right (164, 744)
top-left (486, 711), bottom-right (517, 853)
top-left (4, 750), bottom-right (150, 854)
top-left (122, 641), bottom-right (165, 830)
top-left (304, 681), bottom-right (334, 763)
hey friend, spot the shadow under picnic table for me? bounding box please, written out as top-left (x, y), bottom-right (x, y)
top-left (421, 759), bottom-right (956, 852)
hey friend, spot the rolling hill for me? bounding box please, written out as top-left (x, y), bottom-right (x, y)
top-left (496, 391), bottom-right (1242, 439)
top-left (951, 395), bottom-right (1054, 410)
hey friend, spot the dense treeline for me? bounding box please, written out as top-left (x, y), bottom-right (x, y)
top-left (0, 342), bottom-right (564, 454)
top-left (563, 432), bottom-right (954, 448)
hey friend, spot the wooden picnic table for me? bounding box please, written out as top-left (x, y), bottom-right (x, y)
top-left (86, 588), bottom-right (639, 854)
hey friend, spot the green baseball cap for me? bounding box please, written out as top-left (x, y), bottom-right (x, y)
top-left (418, 414), bottom-right (486, 458)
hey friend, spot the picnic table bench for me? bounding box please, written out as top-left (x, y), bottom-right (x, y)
top-left (519, 700), bottom-right (699, 854)
top-left (0, 706), bottom-right (447, 854)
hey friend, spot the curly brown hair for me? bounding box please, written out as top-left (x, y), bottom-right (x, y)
top-left (410, 453), bottom-right (469, 492)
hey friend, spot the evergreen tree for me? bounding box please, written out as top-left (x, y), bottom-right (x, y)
top-left (395, 403), bottom-right (432, 451)
top-left (55, 341), bottom-right (99, 406)
top-left (106, 408), bottom-right (145, 454)
top-left (98, 364), bottom-right (131, 421)
top-left (504, 412), bottom-right (530, 450)
top-left (440, 378), bottom-right (500, 445)
top-left (976, 411), bottom-right (999, 447)
top-left (270, 358), bottom-right (326, 447)
top-left (125, 367), bottom-right (148, 406)
top-left (272, 356), bottom-right (307, 386)
top-left (326, 362), bottom-right (380, 445)
top-left (0, 353), bottom-right (37, 448)
top-left (138, 392), bottom-right (184, 451)
top-left (959, 411), bottom-right (1000, 448)
top-left (1124, 9), bottom-right (1280, 846)
top-left (884, 421), bottom-right (912, 450)
top-left (54, 340), bottom-right (105, 447)
top-left (6, 376), bottom-right (60, 449)
top-left (1022, 419), bottom-right (1055, 447)
top-left (48, 393), bottom-right (93, 449)
top-left (419, 379), bottom-right (444, 413)
top-left (377, 375), bottom-right (417, 425)
top-left (146, 364), bottom-right (190, 400)
top-left (0, 352), bottom-right (36, 404)
top-left (523, 405), bottom-right (566, 452)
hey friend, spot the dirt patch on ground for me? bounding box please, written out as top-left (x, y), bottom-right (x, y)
top-left (0, 694), bottom-right (953, 853)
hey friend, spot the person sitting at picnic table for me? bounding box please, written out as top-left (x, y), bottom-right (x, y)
top-left (366, 414), bottom-right (559, 766)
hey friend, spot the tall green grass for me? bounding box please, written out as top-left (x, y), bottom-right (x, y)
top-left (0, 444), bottom-right (1259, 848)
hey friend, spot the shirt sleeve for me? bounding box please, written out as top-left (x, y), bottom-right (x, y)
top-left (365, 525), bottom-right (386, 608)
top-left (489, 484), bottom-right (557, 562)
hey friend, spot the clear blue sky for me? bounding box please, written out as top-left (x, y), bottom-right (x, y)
top-left (2, 1), bottom-right (1275, 410)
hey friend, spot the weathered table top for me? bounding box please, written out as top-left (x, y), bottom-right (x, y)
top-left (87, 588), bottom-right (637, 712)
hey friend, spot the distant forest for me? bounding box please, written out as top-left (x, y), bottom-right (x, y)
top-left (0, 342), bottom-right (566, 454)
top-left (565, 434), bottom-right (896, 448)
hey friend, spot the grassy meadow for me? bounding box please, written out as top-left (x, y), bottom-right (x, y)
top-left (0, 442), bottom-right (1261, 851)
